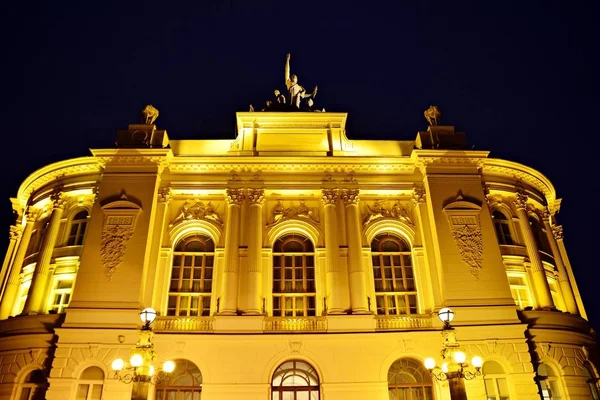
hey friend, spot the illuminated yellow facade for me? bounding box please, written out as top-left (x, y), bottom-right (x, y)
top-left (0, 111), bottom-right (597, 400)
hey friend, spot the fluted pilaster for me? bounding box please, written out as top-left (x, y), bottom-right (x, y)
top-left (219, 188), bottom-right (244, 315)
top-left (0, 225), bottom-right (23, 318)
top-left (244, 188), bottom-right (265, 314)
top-left (23, 193), bottom-right (68, 314)
top-left (341, 188), bottom-right (368, 313)
top-left (512, 193), bottom-right (553, 310)
top-left (321, 188), bottom-right (344, 314)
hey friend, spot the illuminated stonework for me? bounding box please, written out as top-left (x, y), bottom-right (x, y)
top-left (0, 109), bottom-right (596, 400)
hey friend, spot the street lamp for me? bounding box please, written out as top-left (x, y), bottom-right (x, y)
top-left (424, 308), bottom-right (483, 400)
top-left (111, 308), bottom-right (175, 399)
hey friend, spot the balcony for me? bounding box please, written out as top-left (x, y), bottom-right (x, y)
top-left (375, 314), bottom-right (433, 330)
top-left (153, 316), bottom-right (214, 332)
top-left (263, 317), bottom-right (327, 332)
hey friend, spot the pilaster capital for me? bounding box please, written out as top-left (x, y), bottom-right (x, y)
top-left (50, 192), bottom-right (68, 210)
top-left (9, 225), bottom-right (23, 241)
top-left (25, 207), bottom-right (41, 223)
top-left (539, 208), bottom-right (551, 222)
top-left (225, 188), bottom-right (245, 205)
top-left (321, 188), bottom-right (339, 205)
top-left (341, 188), bottom-right (359, 205)
top-left (512, 192), bottom-right (528, 210)
top-left (412, 186), bottom-right (426, 205)
top-left (552, 225), bottom-right (564, 241)
top-left (157, 187), bottom-right (172, 203)
top-left (247, 188), bottom-right (265, 205)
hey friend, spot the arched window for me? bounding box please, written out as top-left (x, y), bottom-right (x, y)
top-left (17, 369), bottom-right (47, 400)
top-left (76, 366), bottom-right (104, 400)
top-left (483, 360), bottom-right (510, 399)
top-left (537, 363), bottom-right (563, 399)
top-left (387, 358), bottom-right (433, 400)
top-left (529, 217), bottom-right (550, 253)
top-left (27, 219), bottom-right (49, 256)
top-left (68, 210), bottom-right (89, 246)
top-left (168, 235), bottom-right (215, 317)
top-left (156, 359), bottom-right (202, 400)
top-left (492, 211), bottom-right (513, 245)
top-left (272, 234), bottom-right (316, 317)
top-left (271, 360), bottom-right (319, 400)
top-left (584, 365), bottom-right (600, 399)
top-left (371, 234), bottom-right (417, 315)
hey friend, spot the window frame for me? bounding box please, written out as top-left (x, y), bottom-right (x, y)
top-left (492, 210), bottom-right (514, 245)
top-left (271, 360), bottom-right (320, 400)
top-left (76, 366), bottom-right (105, 400)
top-left (387, 357), bottom-right (434, 400)
top-left (67, 210), bottom-right (89, 246)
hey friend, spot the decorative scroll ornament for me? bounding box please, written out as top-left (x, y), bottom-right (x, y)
top-left (171, 199), bottom-right (222, 227)
top-left (412, 186), bottom-right (426, 205)
top-left (9, 225), bottom-right (23, 240)
top-left (157, 187), bottom-right (172, 203)
top-left (25, 207), bottom-right (41, 223)
top-left (341, 189), bottom-right (359, 205)
top-left (225, 188), bottom-right (245, 205)
top-left (512, 192), bottom-right (528, 210)
top-left (247, 188), bottom-right (265, 205)
top-left (270, 200), bottom-right (319, 225)
top-left (443, 194), bottom-right (483, 278)
top-left (321, 189), bottom-right (339, 205)
top-left (100, 192), bottom-right (142, 280)
top-left (50, 191), bottom-right (68, 209)
top-left (363, 200), bottom-right (414, 226)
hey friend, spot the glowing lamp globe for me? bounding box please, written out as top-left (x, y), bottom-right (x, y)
top-left (472, 355), bottom-right (483, 368)
top-left (437, 308), bottom-right (455, 325)
top-left (130, 353), bottom-right (144, 368)
top-left (149, 365), bottom-right (155, 376)
top-left (140, 307), bottom-right (157, 325)
top-left (111, 358), bottom-right (124, 371)
top-left (163, 360), bottom-right (176, 373)
top-left (441, 362), bottom-right (449, 373)
top-left (453, 350), bottom-right (467, 364)
top-left (424, 358), bottom-right (436, 370)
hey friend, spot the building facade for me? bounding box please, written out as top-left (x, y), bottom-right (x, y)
top-left (0, 109), bottom-right (597, 400)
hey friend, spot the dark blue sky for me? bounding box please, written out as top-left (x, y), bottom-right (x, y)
top-left (1, 1), bottom-right (598, 328)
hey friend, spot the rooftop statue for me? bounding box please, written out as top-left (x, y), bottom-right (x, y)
top-left (142, 104), bottom-right (159, 124)
top-left (285, 53), bottom-right (318, 109)
top-left (424, 105), bottom-right (441, 126)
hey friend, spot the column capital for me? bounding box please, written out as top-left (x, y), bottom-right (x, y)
top-left (9, 225), bottom-right (23, 241)
top-left (321, 188), bottom-right (339, 205)
top-left (341, 188), bottom-right (359, 205)
top-left (552, 225), bottom-right (564, 240)
top-left (512, 192), bottom-right (528, 210)
top-left (25, 207), bottom-right (41, 223)
top-left (412, 186), bottom-right (426, 205)
top-left (225, 188), bottom-right (245, 205)
top-left (247, 188), bottom-right (265, 205)
top-left (539, 208), bottom-right (551, 222)
top-left (50, 192), bottom-right (68, 209)
top-left (157, 187), bottom-right (172, 203)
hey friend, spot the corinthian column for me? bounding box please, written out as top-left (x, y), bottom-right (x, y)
top-left (219, 188), bottom-right (244, 315)
top-left (540, 212), bottom-right (578, 315)
top-left (512, 193), bottom-right (554, 310)
top-left (23, 193), bottom-right (68, 315)
top-left (341, 188), bottom-right (368, 313)
top-left (322, 189), bottom-right (344, 314)
top-left (0, 209), bottom-right (39, 318)
top-left (0, 226), bottom-right (23, 316)
top-left (244, 188), bottom-right (265, 315)
top-left (551, 224), bottom-right (583, 316)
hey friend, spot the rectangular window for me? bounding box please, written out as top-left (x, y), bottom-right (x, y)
top-left (508, 275), bottom-right (533, 310)
top-left (49, 278), bottom-right (74, 313)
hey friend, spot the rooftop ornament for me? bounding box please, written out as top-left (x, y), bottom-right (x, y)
top-left (424, 105), bottom-right (441, 126)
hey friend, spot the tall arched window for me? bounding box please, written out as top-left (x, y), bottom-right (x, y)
top-left (371, 233), bottom-right (417, 315)
top-left (76, 366), bottom-right (104, 400)
top-left (529, 217), bottom-right (550, 253)
top-left (272, 234), bottom-right (316, 317)
top-left (168, 235), bottom-right (215, 317)
top-left (537, 363), bottom-right (564, 399)
top-left (492, 211), bottom-right (514, 245)
top-left (68, 210), bottom-right (89, 246)
top-left (271, 360), bottom-right (319, 400)
top-left (156, 359), bottom-right (202, 400)
top-left (17, 369), bottom-right (47, 400)
top-left (585, 365), bottom-right (600, 399)
top-left (483, 360), bottom-right (510, 399)
top-left (387, 358), bottom-right (433, 400)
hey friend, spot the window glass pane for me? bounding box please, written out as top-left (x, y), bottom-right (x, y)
top-left (91, 385), bottom-right (103, 400)
top-left (76, 384), bottom-right (89, 400)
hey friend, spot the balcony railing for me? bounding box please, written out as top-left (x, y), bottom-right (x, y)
top-left (153, 316), bottom-right (214, 332)
top-left (264, 317), bottom-right (327, 332)
top-left (375, 314), bottom-right (433, 330)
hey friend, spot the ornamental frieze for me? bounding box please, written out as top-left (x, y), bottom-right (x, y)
top-left (170, 199), bottom-right (222, 227)
top-left (269, 200), bottom-right (320, 225)
top-left (363, 200), bottom-right (414, 226)
top-left (443, 194), bottom-right (483, 278)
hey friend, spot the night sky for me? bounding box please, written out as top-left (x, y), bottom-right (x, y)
top-left (1, 2), bottom-right (599, 330)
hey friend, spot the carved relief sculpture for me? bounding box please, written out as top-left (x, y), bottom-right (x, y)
top-left (443, 194), bottom-right (484, 278)
top-left (269, 200), bottom-right (319, 225)
top-left (171, 199), bottom-right (223, 227)
top-left (363, 200), bottom-right (414, 226)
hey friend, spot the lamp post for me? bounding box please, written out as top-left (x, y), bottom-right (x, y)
top-left (111, 308), bottom-right (175, 400)
top-left (424, 308), bottom-right (483, 400)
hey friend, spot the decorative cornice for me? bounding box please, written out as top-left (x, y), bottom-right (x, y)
top-left (9, 225), bottom-right (23, 241)
top-left (321, 189), bottom-right (339, 205)
top-left (247, 188), bottom-right (265, 205)
top-left (169, 162), bottom-right (415, 175)
top-left (341, 189), bottom-right (359, 205)
top-left (225, 188), bottom-right (245, 205)
top-left (552, 225), bottom-right (564, 241)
